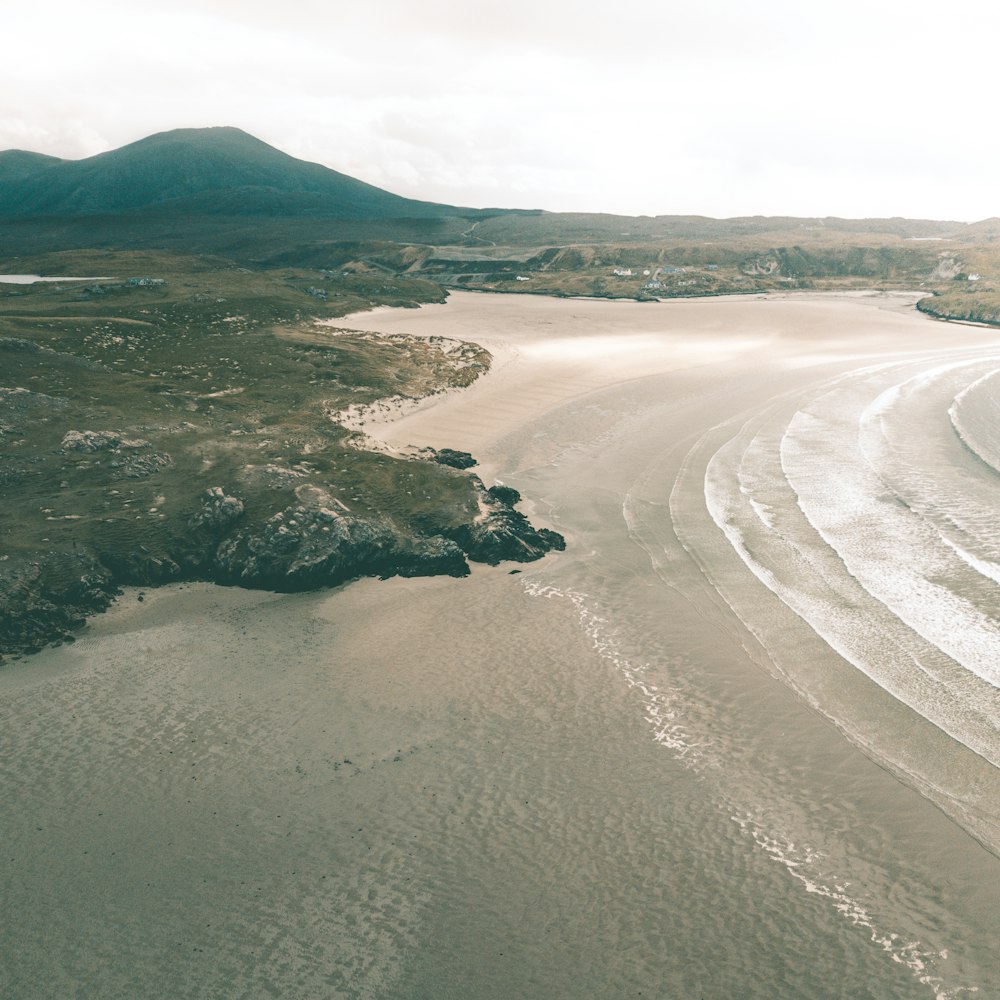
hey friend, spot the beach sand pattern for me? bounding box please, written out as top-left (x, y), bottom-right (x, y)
top-left (2, 293), bottom-right (997, 999)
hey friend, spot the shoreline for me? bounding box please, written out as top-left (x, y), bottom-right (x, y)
top-left (3, 286), bottom-right (980, 663)
top-left (337, 288), bottom-right (938, 474)
top-left (337, 290), bottom-right (790, 483)
top-left (5, 288), bottom-right (998, 998)
top-left (0, 306), bottom-right (561, 662)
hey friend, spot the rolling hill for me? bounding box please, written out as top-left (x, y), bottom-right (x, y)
top-left (0, 126), bottom-right (477, 221)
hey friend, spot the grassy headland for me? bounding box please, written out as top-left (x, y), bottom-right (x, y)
top-left (4, 127), bottom-right (1000, 658)
top-left (0, 251), bottom-right (562, 658)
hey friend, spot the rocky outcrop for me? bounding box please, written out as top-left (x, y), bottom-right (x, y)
top-left (210, 483), bottom-right (472, 588)
top-left (60, 429), bottom-right (172, 479)
top-left (61, 429), bottom-right (149, 452)
top-left (0, 463), bottom-right (564, 661)
top-left (430, 447), bottom-right (477, 469)
top-left (486, 484), bottom-right (521, 506)
top-left (394, 535), bottom-right (470, 577)
top-left (214, 503), bottom-right (401, 588)
top-left (0, 387), bottom-right (68, 437)
top-left (0, 552), bottom-right (118, 657)
top-left (931, 254), bottom-right (962, 281)
top-left (446, 478), bottom-right (565, 566)
top-left (189, 486), bottom-right (245, 532)
top-left (741, 252), bottom-right (781, 276)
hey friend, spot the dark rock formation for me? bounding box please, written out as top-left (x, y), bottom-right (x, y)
top-left (209, 481), bottom-right (475, 589)
top-left (0, 552), bottom-right (118, 656)
top-left (446, 477), bottom-right (565, 566)
top-left (0, 465), bottom-right (564, 661)
top-left (487, 483), bottom-right (521, 506)
top-left (431, 447), bottom-right (477, 469)
top-left (394, 535), bottom-right (470, 578)
top-left (189, 486), bottom-right (245, 533)
top-left (214, 504), bottom-right (401, 588)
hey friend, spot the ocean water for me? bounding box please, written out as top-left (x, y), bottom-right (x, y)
top-left (691, 349), bottom-right (1000, 821)
top-left (502, 332), bottom-right (1000, 999)
top-left (1, 294), bottom-right (997, 998)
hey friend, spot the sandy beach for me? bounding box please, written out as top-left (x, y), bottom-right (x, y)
top-left (335, 291), bottom-right (897, 482)
top-left (2, 291), bottom-right (997, 999)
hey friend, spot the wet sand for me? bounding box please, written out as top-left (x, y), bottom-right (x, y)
top-left (338, 291), bottom-right (851, 481)
top-left (2, 292), bottom-right (997, 999)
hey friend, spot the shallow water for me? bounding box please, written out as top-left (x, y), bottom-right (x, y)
top-left (0, 274), bottom-right (112, 283)
top-left (1, 293), bottom-right (997, 998)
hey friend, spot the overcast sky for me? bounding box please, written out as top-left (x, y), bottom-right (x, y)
top-left (4, 0), bottom-right (998, 220)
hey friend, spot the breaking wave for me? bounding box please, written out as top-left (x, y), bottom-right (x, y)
top-left (677, 346), bottom-right (1000, 822)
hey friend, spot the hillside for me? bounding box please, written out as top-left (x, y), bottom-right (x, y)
top-left (1, 127), bottom-right (991, 282)
top-left (0, 126), bottom-right (476, 221)
top-left (0, 149), bottom-right (65, 185)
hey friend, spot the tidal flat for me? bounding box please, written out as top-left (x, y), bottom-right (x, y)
top-left (2, 291), bottom-right (998, 999)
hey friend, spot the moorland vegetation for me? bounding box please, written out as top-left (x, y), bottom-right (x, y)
top-left (2, 126), bottom-right (998, 656)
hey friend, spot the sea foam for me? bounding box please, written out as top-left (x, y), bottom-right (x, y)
top-left (701, 351), bottom-right (1000, 766)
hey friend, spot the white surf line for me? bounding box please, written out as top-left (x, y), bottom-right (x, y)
top-left (650, 353), bottom-right (991, 998)
top-left (949, 366), bottom-right (1000, 476)
top-left (522, 581), bottom-right (710, 766)
top-left (704, 417), bottom-right (982, 751)
top-left (520, 583), bottom-right (980, 1000)
top-left (731, 811), bottom-right (980, 1000)
top-left (716, 398), bottom-right (1000, 764)
top-left (940, 537), bottom-right (1000, 587)
top-left (853, 356), bottom-right (1000, 687)
top-left (860, 358), bottom-right (1000, 584)
top-left (673, 367), bottom-right (1000, 835)
top-left (791, 361), bottom-right (1000, 691)
top-left (680, 351), bottom-right (1000, 765)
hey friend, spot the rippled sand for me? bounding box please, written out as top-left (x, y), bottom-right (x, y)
top-left (2, 292), bottom-right (997, 999)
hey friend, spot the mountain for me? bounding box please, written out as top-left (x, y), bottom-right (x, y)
top-left (0, 126), bottom-right (986, 265)
top-left (0, 149), bottom-right (65, 185)
top-left (0, 126), bottom-right (473, 221)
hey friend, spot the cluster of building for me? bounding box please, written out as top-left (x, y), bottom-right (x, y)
top-left (611, 263), bottom-right (718, 291)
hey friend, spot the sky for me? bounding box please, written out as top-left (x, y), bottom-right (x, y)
top-left (4, 0), bottom-right (999, 221)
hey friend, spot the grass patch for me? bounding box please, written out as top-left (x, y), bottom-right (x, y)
top-left (0, 251), bottom-right (509, 656)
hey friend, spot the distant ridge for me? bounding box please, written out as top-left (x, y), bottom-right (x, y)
top-left (0, 126), bottom-right (989, 263)
top-left (0, 126), bottom-right (475, 221)
top-left (961, 217), bottom-right (1000, 239)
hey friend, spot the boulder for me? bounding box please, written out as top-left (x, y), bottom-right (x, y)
top-left (213, 501), bottom-right (400, 589)
top-left (0, 551), bottom-right (118, 659)
top-left (190, 486), bottom-right (245, 533)
top-left (431, 447), bottom-right (477, 469)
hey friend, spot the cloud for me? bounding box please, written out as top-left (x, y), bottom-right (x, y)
top-left (4, 0), bottom-right (1000, 219)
